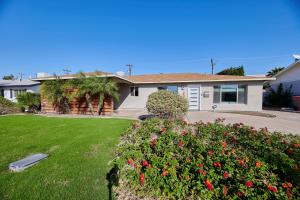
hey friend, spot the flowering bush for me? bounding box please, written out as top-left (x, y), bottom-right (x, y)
top-left (146, 90), bottom-right (188, 119)
top-left (113, 119), bottom-right (300, 199)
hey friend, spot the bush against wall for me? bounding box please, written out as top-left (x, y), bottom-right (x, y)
top-left (265, 83), bottom-right (294, 107)
top-left (0, 96), bottom-right (20, 115)
top-left (113, 119), bottom-right (300, 199)
top-left (16, 92), bottom-right (41, 113)
top-left (146, 90), bottom-right (188, 119)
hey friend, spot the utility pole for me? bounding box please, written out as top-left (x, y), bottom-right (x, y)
top-left (126, 64), bottom-right (133, 76)
top-left (18, 72), bottom-right (24, 81)
top-left (210, 58), bottom-right (216, 74)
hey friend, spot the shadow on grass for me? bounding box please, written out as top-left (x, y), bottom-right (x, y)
top-left (106, 165), bottom-right (119, 200)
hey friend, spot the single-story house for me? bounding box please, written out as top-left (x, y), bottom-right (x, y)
top-left (269, 59), bottom-right (300, 108)
top-left (33, 72), bottom-right (274, 115)
top-left (0, 79), bottom-right (40, 102)
top-left (270, 60), bottom-right (300, 95)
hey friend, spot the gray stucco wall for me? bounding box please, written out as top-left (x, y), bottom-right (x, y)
top-left (115, 81), bottom-right (264, 111)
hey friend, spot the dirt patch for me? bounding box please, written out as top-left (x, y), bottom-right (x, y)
top-left (218, 111), bottom-right (276, 118)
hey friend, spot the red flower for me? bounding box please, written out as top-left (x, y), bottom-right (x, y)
top-left (237, 191), bottom-right (244, 197)
top-left (178, 140), bottom-right (184, 148)
top-left (293, 143), bottom-right (300, 148)
top-left (213, 162), bottom-right (222, 168)
top-left (181, 130), bottom-right (188, 136)
top-left (222, 141), bottom-right (227, 148)
top-left (197, 169), bottom-right (206, 176)
top-left (267, 185), bottom-right (277, 193)
top-left (245, 181), bottom-right (253, 188)
top-left (127, 158), bottom-right (135, 168)
top-left (208, 150), bottom-right (214, 156)
top-left (286, 149), bottom-right (294, 155)
top-left (197, 163), bottom-right (204, 168)
top-left (142, 160), bottom-right (149, 167)
top-left (255, 161), bottom-right (263, 168)
top-left (223, 171), bottom-right (229, 179)
top-left (204, 179), bottom-right (213, 190)
top-left (282, 182), bottom-right (293, 188)
top-left (162, 170), bottom-right (169, 177)
top-left (139, 173), bottom-right (145, 186)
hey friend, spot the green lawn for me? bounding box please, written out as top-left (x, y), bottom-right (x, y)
top-left (0, 115), bottom-right (132, 200)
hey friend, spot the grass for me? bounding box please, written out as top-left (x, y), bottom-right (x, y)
top-left (0, 115), bottom-right (133, 200)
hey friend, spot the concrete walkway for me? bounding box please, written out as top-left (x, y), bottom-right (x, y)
top-left (187, 110), bottom-right (300, 135)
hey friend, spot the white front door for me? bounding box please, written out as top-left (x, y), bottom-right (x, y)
top-left (188, 86), bottom-right (200, 110)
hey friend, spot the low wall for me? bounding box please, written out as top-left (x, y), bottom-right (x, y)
top-left (41, 96), bottom-right (113, 115)
top-left (293, 96), bottom-right (300, 110)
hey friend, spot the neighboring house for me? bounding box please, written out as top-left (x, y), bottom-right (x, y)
top-left (33, 72), bottom-right (274, 114)
top-left (0, 79), bottom-right (40, 102)
top-left (269, 59), bottom-right (300, 109)
top-left (269, 60), bottom-right (300, 96)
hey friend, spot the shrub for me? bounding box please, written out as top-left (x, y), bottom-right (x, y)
top-left (0, 96), bottom-right (20, 115)
top-left (146, 90), bottom-right (188, 119)
top-left (16, 92), bottom-right (41, 113)
top-left (113, 119), bottom-right (300, 199)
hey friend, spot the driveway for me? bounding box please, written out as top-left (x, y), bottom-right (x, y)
top-left (114, 109), bottom-right (300, 135)
top-left (187, 110), bottom-right (300, 135)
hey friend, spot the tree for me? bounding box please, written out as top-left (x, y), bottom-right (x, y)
top-left (266, 67), bottom-right (285, 77)
top-left (68, 73), bottom-right (119, 115)
top-left (2, 74), bottom-right (14, 80)
top-left (16, 92), bottom-right (41, 113)
top-left (217, 66), bottom-right (245, 76)
top-left (40, 76), bottom-right (70, 113)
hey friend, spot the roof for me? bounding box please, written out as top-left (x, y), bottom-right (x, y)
top-left (274, 60), bottom-right (300, 78)
top-left (32, 71), bottom-right (112, 81)
top-left (124, 73), bottom-right (275, 84)
top-left (0, 79), bottom-right (40, 87)
top-left (32, 72), bottom-right (274, 83)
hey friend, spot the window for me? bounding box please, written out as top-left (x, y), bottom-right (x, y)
top-left (238, 85), bottom-right (247, 104)
top-left (157, 85), bottom-right (178, 94)
top-left (213, 86), bottom-right (220, 103)
top-left (0, 89), bottom-right (4, 97)
top-left (213, 85), bottom-right (247, 104)
top-left (13, 89), bottom-right (26, 98)
top-left (221, 85), bottom-right (237, 103)
top-left (130, 87), bottom-right (139, 96)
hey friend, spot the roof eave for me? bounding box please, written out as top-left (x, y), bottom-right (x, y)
top-left (131, 78), bottom-right (276, 84)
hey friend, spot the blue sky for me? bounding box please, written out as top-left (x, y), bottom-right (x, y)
top-left (0, 0), bottom-right (299, 78)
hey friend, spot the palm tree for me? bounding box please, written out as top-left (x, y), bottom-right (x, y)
top-left (40, 76), bottom-right (70, 113)
top-left (267, 67), bottom-right (285, 77)
top-left (68, 73), bottom-right (119, 115)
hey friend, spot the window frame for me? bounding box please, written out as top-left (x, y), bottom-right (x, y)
top-left (213, 84), bottom-right (247, 104)
top-left (157, 85), bottom-right (178, 94)
top-left (130, 86), bottom-right (139, 97)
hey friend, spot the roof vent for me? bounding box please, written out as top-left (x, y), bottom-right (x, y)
top-left (37, 72), bottom-right (50, 78)
top-left (116, 71), bottom-right (126, 76)
top-left (293, 54), bottom-right (300, 62)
